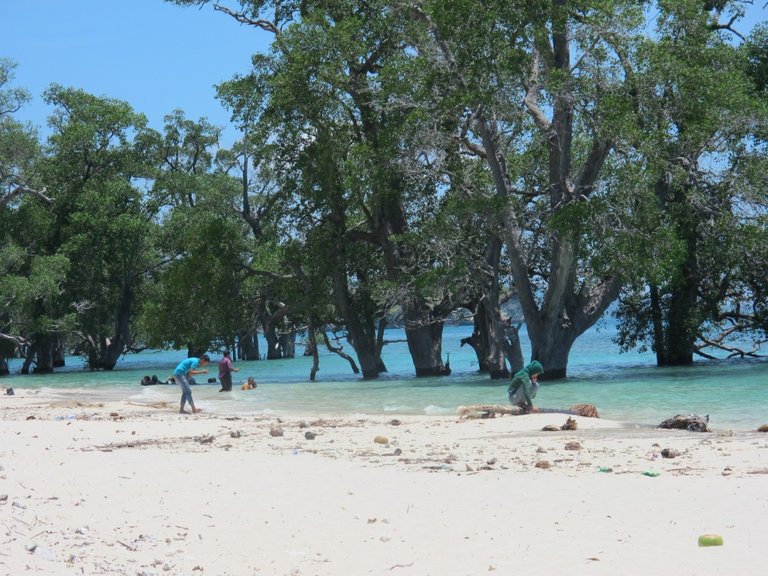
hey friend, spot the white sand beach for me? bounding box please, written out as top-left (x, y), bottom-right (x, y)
top-left (1, 390), bottom-right (767, 575)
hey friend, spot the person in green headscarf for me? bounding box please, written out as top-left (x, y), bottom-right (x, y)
top-left (508, 360), bottom-right (544, 413)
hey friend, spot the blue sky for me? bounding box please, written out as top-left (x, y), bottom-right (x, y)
top-left (2, 1), bottom-right (766, 149)
top-left (1, 0), bottom-right (270, 146)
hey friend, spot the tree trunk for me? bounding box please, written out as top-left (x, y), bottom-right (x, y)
top-left (463, 298), bottom-right (519, 379)
top-left (375, 316), bottom-right (388, 373)
top-left (340, 318), bottom-right (379, 379)
top-left (187, 343), bottom-right (201, 357)
top-left (261, 316), bottom-right (282, 360)
top-left (85, 336), bottom-right (125, 370)
top-left (661, 291), bottom-right (698, 366)
top-left (304, 334), bottom-right (316, 357)
top-left (461, 322), bottom-right (489, 373)
top-left (53, 335), bottom-right (65, 368)
top-left (651, 178), bottom-right (701, 366)
top-left (459, 232), bottom-right (523, 379)
top-left (330, 265), bottom-right (382, 379)
top-left (85, 280), bottom-right (134, 370)
top-left (238, 332), bottom-right (260, 360)
top-left (359, 95), bottom-right (449, 378)
top-left (649, 284), bottom-right (666, 365)
top-left (478, 235), bottom-right (516, 378)
top-left (36, 335), bottom-right (57, 373)
top-left (23, 334), bottom-right (57, 374)
top-left (321, 329), bottom-right (360, 375)
top-left (528, 320), bottom-right (580, 381)
top-left (278, 327), bottom-right (296, 359)
top-left (505, 321), bottom-right (524, 374)
top-left (307, 320), bottom-right (320, 381)
top-left (407, 4), bottom-right (624, 380)
top-left (404, 308), bottom-right (450, 377)
top-left (480, 303), bottom-right (509, 379)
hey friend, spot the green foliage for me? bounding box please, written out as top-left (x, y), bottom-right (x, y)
top-left (745, 24), bottom-right (768, 94)
top-left (29, 86), bottom-right (160, 365)
top-left (612, 0), bottom-right (768, 361)
top-left (0, 244), bottom-right (72, 340)
top-left (3, 2), bottom-right (768, 375)
top-left (139, 110), bottom-right (266, 352)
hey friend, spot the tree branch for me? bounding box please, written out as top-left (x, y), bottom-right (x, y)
top-left (0, 332), bottom-right (28, 348)
top-left (213, 3), bottom-right (292, 56)
top-left (523, 49), bottom-right (552, 134)
top-left (0, 186), bottom-right (53, 209)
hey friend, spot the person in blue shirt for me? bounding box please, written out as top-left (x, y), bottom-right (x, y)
top-left (173, 354), bottom-right (210, 414)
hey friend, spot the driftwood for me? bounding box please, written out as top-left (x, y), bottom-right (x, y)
top-left (569, 404), bottom-right (600, 418)
top-left (658, 414), bottom-right (710, 432)
top-left (457, 403), bottom-right (599, 420)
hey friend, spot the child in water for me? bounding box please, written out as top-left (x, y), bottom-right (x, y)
top-left (241, 376), bottom-right (257, 390)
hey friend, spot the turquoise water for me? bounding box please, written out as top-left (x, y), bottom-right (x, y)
top-left (4, 324), bottom-right (767, 430)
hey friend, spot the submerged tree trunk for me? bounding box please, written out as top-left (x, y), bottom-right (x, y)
top-left (37, 335), bottom-right (57, 373)
top-left (462, 298), bottom-right (522, 379)
top-left (378, 225), bottom-right (451, 377)
top-left (527, 319), bottom-right (580, 381)
top-left (307, 319), bottom-right (320, 381)
top-left (654, 283), bottom-right (698, 366)
top-left (22, 334), bottom-right (58, 374)
top-left (663, 293), bottom-right (697, 366)
top-left (375, 316), bottom-right (388, 373)
top-left (480, 234), bottom-right (525, 378)
top-left (460, 233), bottom-right (524, 379)
top-left (651, 179), bottom-right (700, 366)
top-left (53, 335), bottom-right (65, 368)
top-left (321, 329), bottom-right (360, 375)
top-left (461, 319), bottom-right (490, 373)
top-left (404, 308), bottom-right (450, 377)
top-left (507, 323), bottom-right (524, 373)
top-left (376, 196), bottom-right (450, 378)
top-left (238, 332), bottom-right (260, 360)
top-left (479, 301), bottom-right (510, 378)
top-left (480, 236), bottom-right (513, 378)
top-left (278, 327), bottom-right (296, 359)
top-left (330, 265), bottom-right (382, 379)
top-left (649, 284), bottom-right (666, 365)
top-left (83, 281), bottom-right (134, 370)
top-left (260, 315), bottom-right (282, 360)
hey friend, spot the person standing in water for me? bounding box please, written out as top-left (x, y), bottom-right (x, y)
top-left (217, 350), bottom-right (240, 392)
top-left (508, 360), bottom-right (544, 413)
top-left (173, 354), bottom-right (210, 414)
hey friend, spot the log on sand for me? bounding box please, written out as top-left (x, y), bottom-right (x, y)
top-left (456, 403), bottom-right (599, 420)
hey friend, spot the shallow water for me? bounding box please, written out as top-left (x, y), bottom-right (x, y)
top-left (4, 324), bottom-right (767, 430)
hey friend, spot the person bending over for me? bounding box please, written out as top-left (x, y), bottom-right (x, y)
top-left (508, 361), bottom-right (544, 413)
top-left (173, 354), bottom-right (210, 414)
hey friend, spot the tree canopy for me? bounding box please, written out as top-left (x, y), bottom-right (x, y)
top-left (1, 0), bottom-right (766, 378)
